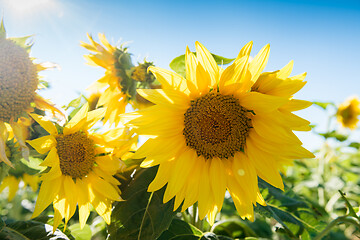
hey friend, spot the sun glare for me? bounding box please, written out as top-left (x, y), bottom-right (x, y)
top-left (1, 0), bottom-right (63, 18)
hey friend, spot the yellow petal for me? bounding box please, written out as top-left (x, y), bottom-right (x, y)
top-left (266, 79), bottom-right (306, 97)
top-left (246, 140), bottom-right (284, 190)
top-left (7, 176), bottom-right (20, 201)
top-left (137, 89), bottom-right (189, 109)
top-left (219, 55), bottom-right (250, 95)
top-left (276, 60), bottom-right (294, 80)
top-left (22, 173), bottom-right (39, 192)
top-left (252, 115), bottom-right (302, 144)
top-left (27, 135), bottom-right (56, 154)
top-left (63, 103), bottom-right (89, 135)
top-left (95, 155), bottom-right (121, 173)
top-left (197, 160), bottom-right (213, 220)
top-left (33, 177), bottom-right (62, 218)
top-left (195, 63), bottom-right (211, 94)
top-left (89, 173), bottom-right (121, 201)
top-left (236, 41), bottom-right (253, 59)
top-left (209, 157), bottom-right (226, 211)
top-left (280, 99), bottom-right (312, 112)
top-left (63, 176), bottom-right (78, 224)
top-left (195, 41), bottom-right (219, 86)
top-left (86, 108), bottom-right (106, 129)
top-left (248, 131), bottom-right (314, 159)
top-left (40, 147), bottom-right (59, 167)
top-left (248, 44), bottom-right (270, 85)
top-left (30, 113), bottom-right (58, 135)
top-left (185, 46), bottom-right (199, 94)
top-left (232, 153), bottom-right (258, 203)
top-left (76, 179), bottom-right (91, 229)
top-left (239, 91), bottom-right (288, 113)
top-left (181, 156), bottom-right (203, 212)
top-left (148, 160), bottom-right (173, 192)
top-left (90, 190), bottom-right (112, 224)
top-left (148, 66), bottom-right (189, 94)
top-left (0, 132), bottom-right (13, 167)
top-left (10, 120), bottom-right (29, 160)
top-left (164, 149), bottom-right (196, 203)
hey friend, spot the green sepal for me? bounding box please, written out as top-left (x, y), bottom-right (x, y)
top-left (0, 18), bottom-right (6, 39)
top-left (9, 35), bottom-right (34, 53)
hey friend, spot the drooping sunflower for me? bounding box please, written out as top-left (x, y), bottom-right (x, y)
top-left (125, 41), bottom-right (314, 224)
top-left (336, 96), bottom-right (360, 130)
top-left (27, 103), bottom-right (134, 231)
top-left (81, 33), bottom-right (130, 125)
top-left (0, 21), bottom-right (62, 167)
top-left (81, 34), bottom-right (157, 125)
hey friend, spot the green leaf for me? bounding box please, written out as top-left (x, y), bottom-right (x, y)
top-left (0, 218), bottom-right (5, 232)
top-left (169, 53), bottom-right (234, 77)
top-left (312, 101), bottom-right (334, 110)
top-left (63, 95), bottom-right (84, 111)
top-left (68, 223), bottom-right (92, 240)
top-left (200, 232), bottom-right (219, 240)
top-left (259, 179), bottom-right (309, 209)
top-left (108, 167), bottom-right (177, 240)
top-left (20, 157), bottom-right (45, 172)
top-left (211, 219), bottom-right (257, 238)
top-left (158, 219), bottom-right (202, 239)
top-left (318, 130), bottom-right (348, 142)
top-left (211, 54), bottom-right (235, 66)
top-left (349, 142), bottom-right (360, 149)
top-left (164, 235), bottom-right (200, 240)
top-left (0, 219), bottom-right (71, 240)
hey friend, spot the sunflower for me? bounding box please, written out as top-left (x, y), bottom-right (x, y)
top-left (124, 41), bottom-right (314, 224)
top-left (27, 103), bottom-right (134, 231)
top-left (0, 173), bottom-right (39, 201)
top-left (81, 33), bottom-right (130, 125)
top-left (0, 21), bottom-right (62, 167)
top-left (336, 96), bottom-right (360, 130)
top-left (81, 34), bottom-right (158, 124)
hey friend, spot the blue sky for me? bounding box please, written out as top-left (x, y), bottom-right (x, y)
top-left (1, 0), bottom-right (359, 150)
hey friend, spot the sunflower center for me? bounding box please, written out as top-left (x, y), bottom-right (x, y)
top-left (183, 92), bottom-right (252, 159)
top-left (0, 39), bottom-right (38, 122)
top-left (55, 131), bottom-right (96, 178)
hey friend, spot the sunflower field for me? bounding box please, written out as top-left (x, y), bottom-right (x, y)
top-left (0, 18), bottom-right (359, 240)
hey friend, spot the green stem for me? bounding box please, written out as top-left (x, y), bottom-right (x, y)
top-left (313, 216), bottom-right (360, 240)
top-left (181, 211), bottom-right (190, 223)
top-left (138, 192), bottom-right (153, 240)
top-left (192, 202), bottom-right (197, 226)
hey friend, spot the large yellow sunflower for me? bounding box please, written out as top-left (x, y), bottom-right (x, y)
top-left (336, 96), bottom-right (360, 130)
top-left (27, 103), bottom-right (134, 231)
top-left (0, 21), bottom-right (62, 167)
top-left (125, 41), bottom-right (314, 224)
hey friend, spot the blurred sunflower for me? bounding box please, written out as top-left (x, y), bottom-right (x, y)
top-left (0, 21), bottom-right (62, 167)
top-left (27, 103), bottom-right (134, 231)
top-left (0, 173), bottom-right (39, 201)
top-left (336, 96), bottom-right (360, 130)
top-left (81, 34), bottom-right (157, 125)
top-left (124, 41), bottom-right (314, 224)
